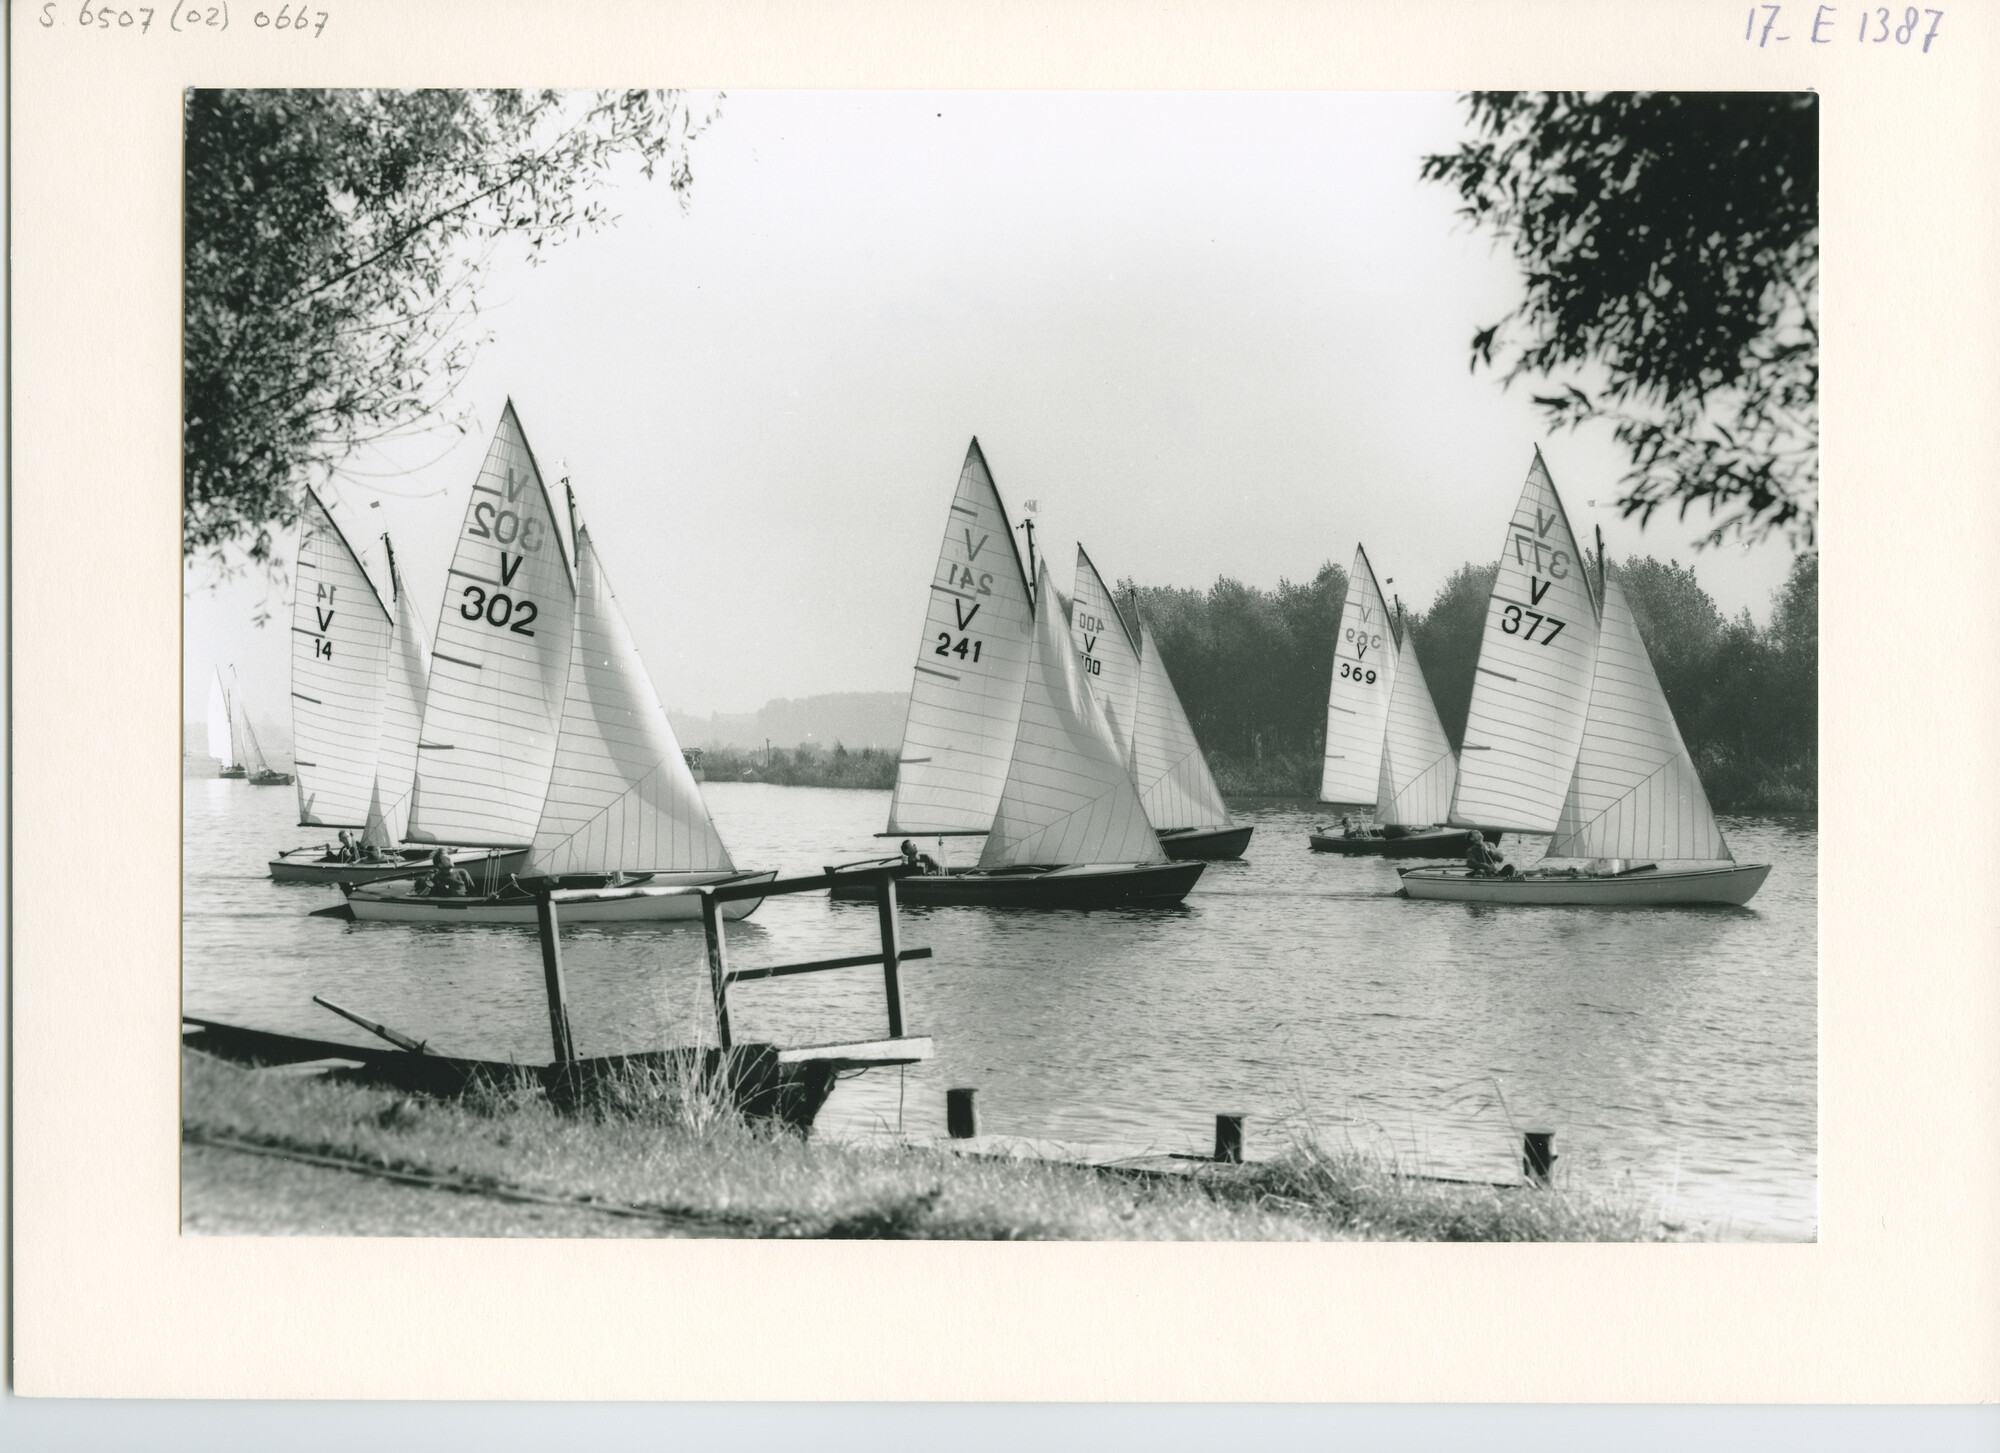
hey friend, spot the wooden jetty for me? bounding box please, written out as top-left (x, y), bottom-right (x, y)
top-left (185, 866), bottom-right (933, 1131)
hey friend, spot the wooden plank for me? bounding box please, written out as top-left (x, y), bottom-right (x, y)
top-left (724, 946), bottom-right (932, 985)
top-left (700, 890), bottom-right (734, 1051)
top-left (875, 871), bottom-right (905, 1038)
top-left (773, 1035), bottom-right (933, 1068)
top-left (535, 894), bottom-right (576, 1065)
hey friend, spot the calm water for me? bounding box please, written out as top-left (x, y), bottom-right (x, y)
top-left (184, 778), bottom-right (1818, 1239)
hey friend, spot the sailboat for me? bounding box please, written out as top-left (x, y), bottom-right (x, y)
top-left (1069, 545), bottom-right (1251, 860)
top-left (208, 668), bottom-right (246, 777)
top-left (230, 667), bottom-right (294, 786)
top-left (343, 412), bottom-right (773, 923)
top-left (828, 440), bottom-right (1202, 908)
top-left (1400, 451), bottom-right (1771, 906)
top-left (269, 494), bottom-right (491, 884)
top-left (1308, 545), bottom-right (1476, 858)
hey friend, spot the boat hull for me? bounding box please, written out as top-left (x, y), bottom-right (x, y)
top-left (1310, 827), bottom-right (1479, 859)
top-left (269, 847), bottom-right (529, 885)
top-left (249, 770), bottom-right (295, 787)
top-left (1399, 862), bottom-right (1772, 907)
top-left (217, 766), bottom-right (247, 779)
top-left (1156, 824), bottom-right (1254, 860)
top-left (341, 869), bottom-right (778, 923)
top-left (826, 860), bottom-right (1204, 909)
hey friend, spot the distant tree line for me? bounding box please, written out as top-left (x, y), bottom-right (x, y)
top-left (1129, 552), bottom-right (1816, 812)
top-left (700, 741), bottom-right (897, 790)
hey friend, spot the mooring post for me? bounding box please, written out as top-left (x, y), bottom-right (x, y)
top-left (1523, 1130), bottom-right (1557, 1185)
top-left (1214, 1114), bottom-right (1246, 1164)
top-left (874, 869), bottom-right (905, 1039)
top-left (700, 889), bottom-right (734, 1052)
top-left (535, 893), bottom-right (576, 1066)
top-left (946, 1087), bottom-right (978, 1139)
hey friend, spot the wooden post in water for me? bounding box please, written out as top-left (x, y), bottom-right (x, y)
top-left (700, 889), bottom-right (734, 1052)
top-left (873, 870), bottom-right (906, 1038)
top-left (1523, 1130), bottom-right (1557, 1185)
top-left (534, 893), bottom-right (576, 1066)
top-left (1213, 1114), bottom-right (1246, 1164)
top-left (946, 1087), bottom-right (978, 1139)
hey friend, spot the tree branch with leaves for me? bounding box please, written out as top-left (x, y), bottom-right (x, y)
top-left (1423, 91), bottom-right (1818, 549)
top-left (183, 88), bottom-right (719, 575)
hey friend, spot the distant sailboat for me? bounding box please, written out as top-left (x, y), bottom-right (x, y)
top-left (1401, 452), bottom-right (1771, 906)
top-left (830, 441), bottom-right (1201, 908)
top-left (208, 668), bottom-right (245, 777)
top-left (231, 667), bottom-right (294, 786)
top-left (1308, 545), bottom-right (1477, 858)
top-left (1070, 545), bottom-right (1251, 860)
top-left (345, 448), bottom-right (773, 923)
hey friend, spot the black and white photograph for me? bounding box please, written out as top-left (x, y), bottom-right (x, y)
top-left (177, 87), bottom-right (1820, 1243)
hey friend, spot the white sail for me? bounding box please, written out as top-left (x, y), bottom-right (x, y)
top-left (886, 439), bottom-right (1036, 835)
top-left (363, 538), bottom-right (431, 849)
top-left (1547, 575), bottom-right (1731, 862)
top-left (290, 489), bottom-right (393, 828)
top-left (1319, 544), bottom-right (1398, 808)
top-left (980, 558), bottom-right (1164, 868)
top-left (1069, 545), bottom-right (1142, 767)
top-left (206, 669), bottom-right (233, 763)
top-left (230, 668), bottom-right (272, 774)
top-left (406, 401), bottom-right (577, 849)
top-left (1449, 450), bottom-right (1601, 833)
top-left (1374, 623), bottom-right (1457, 827)
top-left (527, 519), bottom-right (735, 877)
top-left (1130, 615), bottom-right (1233, 832)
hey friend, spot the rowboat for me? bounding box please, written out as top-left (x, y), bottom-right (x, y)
top-left (343, 402), bottom-right (767, 925)
top-left (1309, 544), bottom-right (1467, 858)
top-left (1070, 545), bottom-right (1251, 861)
top-left (1402, 449), bottom-right (1770, 908)
top-left (832, 440), bottom-right (1201, 909)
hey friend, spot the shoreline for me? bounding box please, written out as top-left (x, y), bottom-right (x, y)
top-left (182, 1047), bottom-right (1694, 1242)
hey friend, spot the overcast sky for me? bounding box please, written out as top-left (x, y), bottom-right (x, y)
top-left (185, 90), bottom-right (1801, 722)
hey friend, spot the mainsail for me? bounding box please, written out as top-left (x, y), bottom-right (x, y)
top-left (291, 489), bottom-right (393, 828)
top-left (1374, 622), bottom-right (1457, 827)
top-left (1546, 575), bottom-right (1731, 862)
top-left (206, 669), bottom-right (234, 764)
top-left (886, 439), bottom-right (1036, 836)
top-left (527, 517), bottom-right (734, 877)
top-left (1449, 450), bottom-right (1602, 833)
top-left (1319, 544), bottom-right (1398, 808)
top-left (1069, 545), bottom-right (1142, 767)
top-left (406, 401), bottom-right (577, 849)
top-left (1130, 615), bottom-right (1233, 833)
top-left (362, 537), bottom-right (431, 849)
top-left (979, 557), bottom-right (1163, 868)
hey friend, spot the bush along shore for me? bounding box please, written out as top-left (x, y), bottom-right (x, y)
top-left (182, 1048), bottom-right (1691, 1241)
top-left (699, 742), bottom-right (897, 790)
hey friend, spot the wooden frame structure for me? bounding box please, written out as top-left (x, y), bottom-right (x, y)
top-left (538, 865), bottom-right (934, 1075)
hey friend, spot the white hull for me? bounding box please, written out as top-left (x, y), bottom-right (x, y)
top-left (343, 869), bottom-right (776, 923)
top-left (1399, 862), bottom-right (1771, 907)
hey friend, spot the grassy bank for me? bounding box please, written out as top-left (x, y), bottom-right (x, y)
top-left (699, 743), bottom-right (896, 790)
top-left (182, 1049), bottom-right (1685, 1241)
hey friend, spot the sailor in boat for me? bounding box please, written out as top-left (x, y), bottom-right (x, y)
top-left (417, 847), bottom-right (475, 897)
top-left (334, 830), bottom-right (361, 864)
top-left (899, 839), bottom-right (943, 876)
top-left (1464, 831), bottom-right (1515, 878)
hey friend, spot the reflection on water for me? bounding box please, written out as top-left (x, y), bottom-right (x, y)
top-left (184, 779), bottom-right (1818, 1239)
